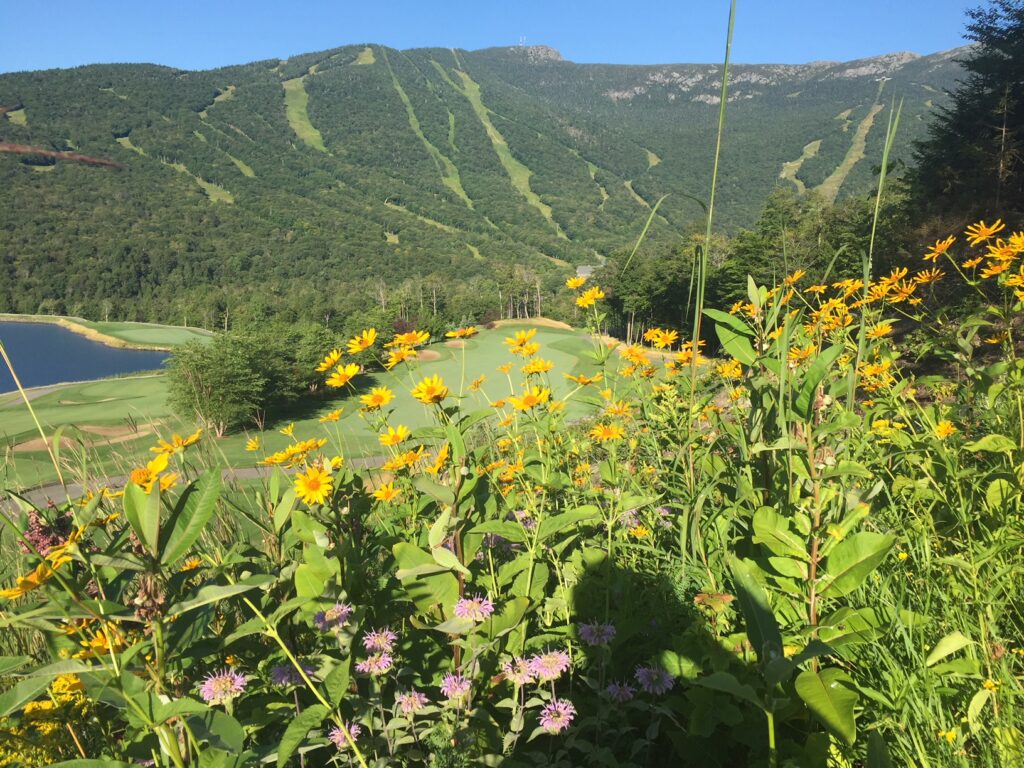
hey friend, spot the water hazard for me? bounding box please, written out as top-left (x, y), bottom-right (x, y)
top-left (0, 321), bottom-right (168, 393)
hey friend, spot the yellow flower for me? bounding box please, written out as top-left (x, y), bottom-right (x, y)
top-left (914, 267), bottom-right (945, 285)
top-left (379, 425), bottom-right (411, 446)
top-left (604, 400), bottom-right (633, 418)
top-left (866, 322), bottom-right (894, 340)
top-left (629, 524), bottom-right (651, 539)
top-left (360, 387), bottom-right (395, 410)
top-left (372, 482), bottom-right (401, 503)
top-left (326, 363), bottom-right (361, 388)
top-left (963, 256), bottom-right (984, 269)
top-left (347, 328), bottom-right (377, 355)
top-left (521, 358), bottom-right (554, 375)
top-left (566, 275), bottom-right (587, 289)
top-left (937, 729), bottom-right (957, 744)
top-left (180, 556), bottom-right (203, 572)
top-left (385, 346), bottom-right (417, 369)
top-left (0, 561), bottom-right (60, 600)
top-left (897, 551), bottom-right (909, 561)
top-left (386, 330), bottom-right (430, 348)
top-left (983, 678), bottom-right (1000, 692)
top-left (783, 269), bottom-right (806, 286)
top-left (576, 286), bottom-right (606, 308)
top-left (150, 429), bottom-right (202, 455)
top-left (788, 345), bottom-right (815, 368)
top-left (980, 261), bottom-right (1011, 279)
top-left (965, 219), bottom-right (1005, 246)
top-left (934, 420), bottom-right (957, 440)
top-left (320, 409), bottom-right (343, 423)
top-left (245, 437), bottom-right (260, 452)
top-left (129, 452), bottom-right (170, 493)
top-left (590, 423), bottom-right (624, 442)
top-left (643, 328), bottom-right (679, 349)
top-left (717, 358), bottom-right (743, 379)
top-left (564, 372), bottom-right (602, 385)
top-left (924, 235), bottom-right (956, 262)
top-left (469, 374), bottom-right (486, 392)
top-left (426, 443), bottom-right (450, 475)
top-left (805, 284), bottom-right (829, 294)
top-left (279, 423), bottom-right (295, 437)
top-left (316, 348), bottom-right (343, 372)
top-left (445, 326), bottom-right (479, 338)
top-left (497, 362), bottom-right (513, 374)
top-left (411, 375), bottom-right (449, 404)
top-left (294, 465), bottom-right (334, 506)
top-left (508, 386), bottom-right (551, 412)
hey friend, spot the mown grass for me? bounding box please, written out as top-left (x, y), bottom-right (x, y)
top-left (283, 77), bottom-right (328, 152)
top-left (779, 138), bottom-right (822, 193)
top-left (1, 324), bottom-right (600, 491)
top-left (0, 314), bottom-right (212, 349)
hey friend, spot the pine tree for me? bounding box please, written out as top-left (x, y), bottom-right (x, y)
top-left (910, 0), bottom-right (1024, 219)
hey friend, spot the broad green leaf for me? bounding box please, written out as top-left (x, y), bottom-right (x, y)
top-left (167, 577), bottom-right (271, 617)
top-left (123, 481), bottom-right (160, 558)
top-left (393, 543), bottom-right (459, 613)
top-left (273, 488), bottom-right (297, 533)
top-left (187, 709), bottom-right (245, 752)
top-left (866, 732), bottom-right (893, 768)
top-left (752, 507), bottom-right (807, 560)
top-left (536, 507), bottom-right (600, 544)
top-left (468, 520), bottom-right (528, 544)
top-left (963, 434), bottom-right (1016, 454)
top-left (433, 616), bottom-right (477, 635)
top-left (795, 667), bottom-right (857, 745)
top-left (161, 471), bottom-right (221, 565)
top-left (986, 478), bottom-right (1016, 511)
top-left (432, 546), bottom-right (470, 576)
top-left (926, 631), bottom-right (973, 667)
top-left (793, 345), bottom-right (843, 420)
top-left (729, 556), bottom-right (783, 660)
top-left (818, 532), bottom-right (895, 597)
top-left (429, 509), bottom-right (452, 549)
top-left (277, 704), bottom-right (329, 768)
top-left (967, 688), bottom-right (992, 735)
top-left (0, 676), bottom-right (51, 717)
top-left (413, 475), bottom-right (455, 506)
top-left (51, 762), bottom-right (134, 768)
top-left (694, 671), bottom-right (762, 709)
top-left (704, 308), bottom-right (754, 337)
top-left (0, 656), bottom-right (30, 676)
top-left (486, 596), bottom-right (529, 640)
top-left (715, 323), bottom-right (757, 366)
top-left (294, 563), bottom-right (328, 599)
top-left (324, 657), bottom-right (351, 707)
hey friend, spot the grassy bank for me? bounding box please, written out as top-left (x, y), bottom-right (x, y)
top-left (0, 313), bottom-right (213, 350)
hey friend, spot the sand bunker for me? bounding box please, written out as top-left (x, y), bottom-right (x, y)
top-left (417, 349), bottom-right (442, 362)
top-left (492, 317), bottom-right (571, 330)
top-left (14, 424), bottom-right (154, 453)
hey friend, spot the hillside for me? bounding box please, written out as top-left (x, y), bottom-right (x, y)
top-left (0, 44), bottom-right (963, 321)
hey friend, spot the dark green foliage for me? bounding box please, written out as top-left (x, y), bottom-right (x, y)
top-left (0, 45), bottom-right (962, 326)
top-left (910, 0), bottom-right (1024, 219)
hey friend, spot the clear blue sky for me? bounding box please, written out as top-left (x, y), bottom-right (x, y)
top-left (0, 0), bottom-right (975, 74)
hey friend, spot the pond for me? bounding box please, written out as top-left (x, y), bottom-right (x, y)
top-left (0, 321), bottom-right (168, 393)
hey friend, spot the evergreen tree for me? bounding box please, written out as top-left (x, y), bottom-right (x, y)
top-left (910, 0), bottom-right (1024, 219)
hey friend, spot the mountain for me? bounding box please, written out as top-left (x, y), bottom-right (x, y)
top-left (0, 44), bottom-right (964, 322)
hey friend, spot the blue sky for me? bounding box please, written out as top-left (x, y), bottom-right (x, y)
top-left (0, 0), bottom-right (975, 73)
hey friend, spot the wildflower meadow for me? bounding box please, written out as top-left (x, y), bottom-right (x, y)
top-left (1, 216), bottom-right (1023, 766)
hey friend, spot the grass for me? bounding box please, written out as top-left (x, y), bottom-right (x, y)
top-left (623, 180), bottom-right (650, 208)
top-left (817, 84), bottom-right (887, 203)
top-left (645, 149), bottom-right (661, 168)
top-left (283, 77), bottom-right (328, 153)
top-left (115, 136), bottom-right (145, 156)
top-left (0, 314), bottom-right (213, 349)
top-left (383, 51), bottom-right (472, 207)
top-left (227, 154), bottom-right (256, 178)
top-left (5, 108), bottom-right (26, 126)
top-left (354, 47), bottom-right (376, 65)
top-left (167, 163), bottom-right (234, 204)
top-left (779, 139), bottom-right (822, 193)
top-left (1, 323), bottom-right (601, 491)
top-left (384, 201), bottom-right (459, 233)
top-left (451, 68), bottom-right (568, 240)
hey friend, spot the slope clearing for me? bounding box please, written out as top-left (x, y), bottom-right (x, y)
top-left (283, 77), bottom-right (328, 152)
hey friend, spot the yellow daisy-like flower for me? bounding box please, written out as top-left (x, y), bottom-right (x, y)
top-left (316, 348), bottom-right (343, 372)
top-left (716, 358), bottom-right (743, 379)
top-left (245, 437), bottom-right (260, 452)
top-left (129, 452), bottom-right (170, 493)
top-left (590, 423), bottom-right (624, 442)
top-left (372, 482), bottom-right (401, 503)
top-left (294, 465), bottom-right (334, 506)
top-left (426, 443), bottom-right (450, 476)
top-left (923, 235), bottom-right (956, 262)
top-left (576, 286), bottom-right (606, 308)
top-left (934, 420), bottom-right (957, 440)
top-left (963, 256), bottom-right (984, 269)
top-left (564, 372), bottom-right (602, 386)
top-left (629, 524), bottom-right (651, 539)
top-left (319, 409), bottom-right (343, 423)
top-left (497, 362), bottom-right (514, 374)
top-left (469, 374), bottom-right (486, 392)
top-left (326, 363), bottom-right (361, 388)
top-left (787, 345), bottom-right (815, 368)
top-left (347, 328), bottom-right (377, 355)
top-left (914, 267), bottom-right (945, 285)
top-left (411, 375), bottom-right (449, 405)
top-left (804, 284), bottom-right (829, 294)
top-left (445, 326), bottom-right (478, 338)
top-left (150, 429), bottom-right (203, 455)
top-left (643, 328), bottom-right (679, 349)
top-left (386, 330), bottom-right (430, 348)
top-left (360, 387), bottom-right (395, 410)
top-left (521, 358), bottom-right (554, 375)
top-left (180, 556), bottom-right (203, 572)
top-left (783, 269), bottom-right (806, 286)
top-left (508, 386), bottom-right (551, 412)
top-left (566, 275), bottom-right (587, 289)
top-left (385, 346), bottom-right (417, 370)
top-left (965, 219), bottom-right (1005, 246)
top-left (379, 425), bottom-right (411, 446)
top-left (866, 322), bottom-right (894, 340)
top-left (279, 423), bottom-right (295, 437)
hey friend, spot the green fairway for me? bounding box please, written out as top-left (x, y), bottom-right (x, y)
top-left (283, 77), bottom-right (328, 152)
top-left (0, 314), bottom-right (213, 349)
top-left (2, 323), bottom-right (603, 491)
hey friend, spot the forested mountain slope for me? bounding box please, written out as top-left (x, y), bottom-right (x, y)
top-left (0, 44), bottom-right (963, 321)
